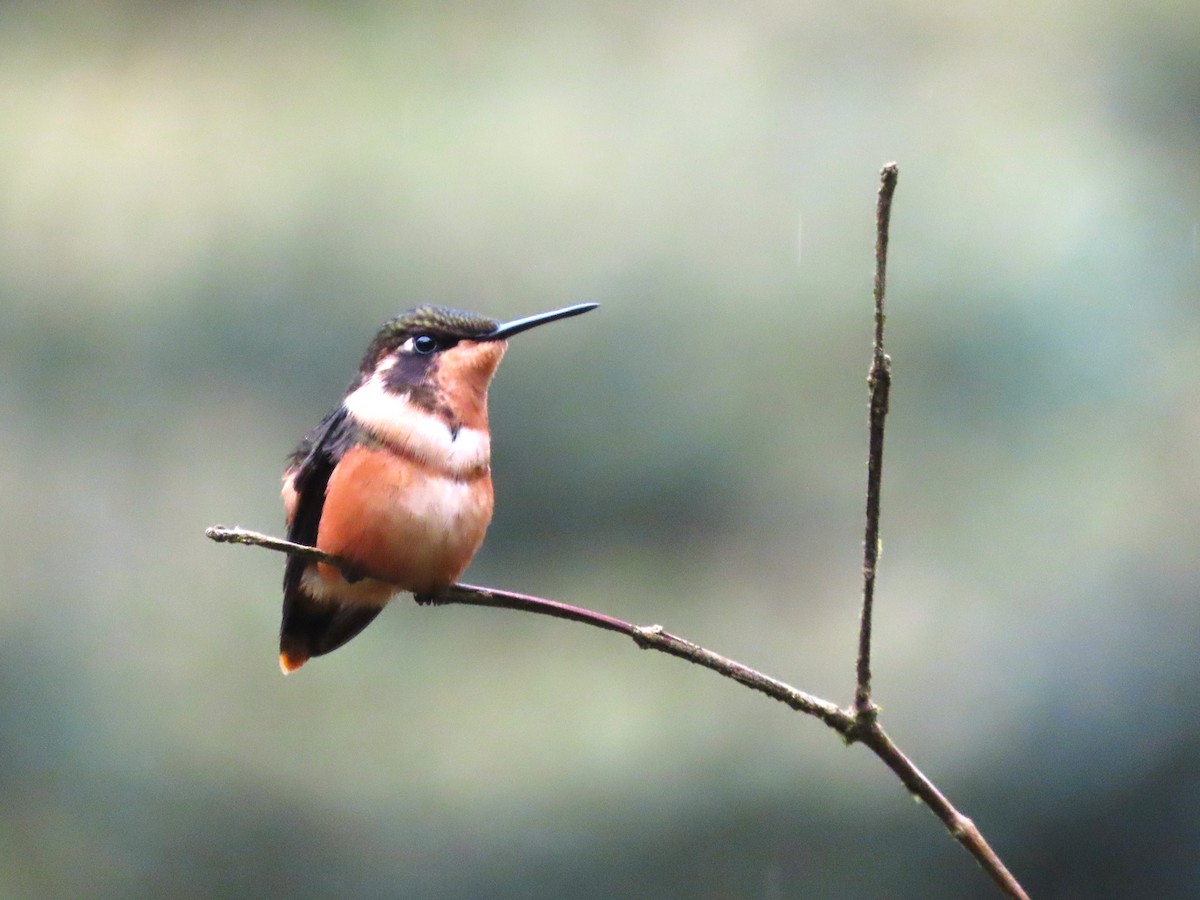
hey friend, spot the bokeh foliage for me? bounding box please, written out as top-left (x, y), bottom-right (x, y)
top-left (1, 2), bottom-right (1197, 897)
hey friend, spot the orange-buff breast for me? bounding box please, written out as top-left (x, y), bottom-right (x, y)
top-left (315, 445), bottom-right (494, 595)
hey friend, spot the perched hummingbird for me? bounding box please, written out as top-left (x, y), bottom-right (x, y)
top-left (278, 302), bottom-right (598, 673)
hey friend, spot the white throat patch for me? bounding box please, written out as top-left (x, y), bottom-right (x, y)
top-left (343, 363), bottom-right (490, 476)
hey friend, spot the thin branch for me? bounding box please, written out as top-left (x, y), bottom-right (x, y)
top-left (206, 524), bottom-right (347, 567)
top-left (858, 728), bottom-right (1030, 899)
top-left (205, 525), bottom-right (845, 727)
top-left (204, 161), bottom-right (1031, 900)
top-left (443, 583), bottom-right (849, 729)
top-left (855, 162), bottom-right (898, 719)
top-left (207, 524), bottom-right (1028, 899)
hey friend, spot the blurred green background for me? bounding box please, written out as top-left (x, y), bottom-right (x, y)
top-left (2, 2), bottom-right (1197, 897)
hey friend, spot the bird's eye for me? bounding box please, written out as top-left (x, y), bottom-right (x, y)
top-left (412, 334), bottom-right (439, 354)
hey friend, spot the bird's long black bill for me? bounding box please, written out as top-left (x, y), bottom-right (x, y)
top-left (487, 302), bottom-right (599, 340)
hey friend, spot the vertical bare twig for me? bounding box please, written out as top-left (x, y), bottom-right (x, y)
top-left (855, 162), bottom-right (898, 719)
top-left (842, 164), bottom-right (1030, 899)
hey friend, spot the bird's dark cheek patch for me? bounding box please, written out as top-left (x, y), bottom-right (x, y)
top-left (384, 352), bottom-right (434, 392)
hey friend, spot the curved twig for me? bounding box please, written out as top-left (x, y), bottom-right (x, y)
top-left (206, 523), bottom-right (1027, 899)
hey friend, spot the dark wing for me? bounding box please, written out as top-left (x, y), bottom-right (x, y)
top-left (284, 405), bottom-right (356, 554)
top-left (279, 406), bottom-right (384, 671)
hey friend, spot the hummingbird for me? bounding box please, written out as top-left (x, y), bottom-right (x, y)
top-left (278, 301), bottom-right (598, 673)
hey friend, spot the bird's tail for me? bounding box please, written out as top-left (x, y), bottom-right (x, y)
top-left (279, 561), bottom-right (391, 673)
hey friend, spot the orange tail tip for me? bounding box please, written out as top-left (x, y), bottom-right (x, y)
top-left (279, 576), bottom-right (389, 672)
top-left (279, 649), bottom-right (309, 675)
